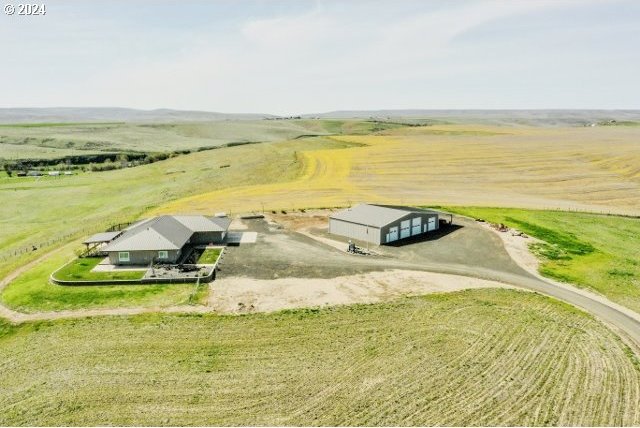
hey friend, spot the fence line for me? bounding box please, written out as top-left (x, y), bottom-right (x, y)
top-left (0, 217), bottom-right (137, 263)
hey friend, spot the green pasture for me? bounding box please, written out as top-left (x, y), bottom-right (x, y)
top-left (446, 207), bottom-right (640, 313)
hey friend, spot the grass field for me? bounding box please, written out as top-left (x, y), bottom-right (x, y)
top-left (0, 119), bottom-right (403, 158)
top-left (52, 257), bottom-right (145, 281)
top-left (155, 124), bottom-right (640, 217)
top-left (0, 122), bottom-right (125, 128)
top-left (1, 289), bottom-right (639, 426)
top-left (0, 244), bottom-right (194, 313)
top-left (0, 143), bottom-right (88, 160)
top-left (446, 207), bottom-right (640, 312)
top-left (197, 248), bottom-right (222, 264)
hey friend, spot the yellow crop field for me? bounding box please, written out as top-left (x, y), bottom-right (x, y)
top-left (154, 124), bottom-right (640, 216)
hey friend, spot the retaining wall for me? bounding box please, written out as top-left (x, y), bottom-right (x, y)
top-left (50, 249), bottom-right (222, 286)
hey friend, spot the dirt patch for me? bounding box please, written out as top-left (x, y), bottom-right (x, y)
top-left (269, 209), bottom-right (335, 231)
top-left (210, 269), bottom-right (515, 314)
top-left (269, 210), bottom-right (352, 253)
top-left (481, 224), bottom-right (542, 275)
top-left (229, 217), bottom-right (249, 230)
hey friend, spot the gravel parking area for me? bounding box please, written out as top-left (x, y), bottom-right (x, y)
top-left (218, 215), bottom-right (530, 281)
top-left (219, 219), bottom-right (385, 279)
top-left (373, 216), bottom-right (527, 276)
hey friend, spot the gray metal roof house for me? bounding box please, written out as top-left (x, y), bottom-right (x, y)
top-left (329, 204), bottom-right (439, 245)
top-left (100, 215), bottom-right (231, 265)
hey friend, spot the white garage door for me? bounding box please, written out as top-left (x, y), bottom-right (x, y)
top-left (411, 217), bottom-right (422, 235)
top-left (386, 226), bottom-right (398, 243)
top-left (400, 220), bottom-right (411, 239)
top-left (427, 217), bottom-right (437, 231)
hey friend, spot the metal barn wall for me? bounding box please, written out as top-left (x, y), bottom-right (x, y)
top-left (329, 219), bottom-right (382, 244)
top-left (379, 213), bottom-right (439, 244)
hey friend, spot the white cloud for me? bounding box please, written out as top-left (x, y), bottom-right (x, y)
top-left (0, 0), bottom-right (637, 113)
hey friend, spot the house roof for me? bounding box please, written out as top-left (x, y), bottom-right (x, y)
top-left (329, 204), bottom-right (438, 228)
top-left (103, 215), bottom-right (230, 252)
top-left (212, 216), bottom-right (233, 230)
top-left (173, 215), bottom-right (231, 232)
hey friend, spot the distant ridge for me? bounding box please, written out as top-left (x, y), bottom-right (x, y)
top-left (1, 107), bottom-right (639, 126)
top-left (0, 107), bottom-right (274, 124)
top-left (304, 109), bottom-right (640, 126)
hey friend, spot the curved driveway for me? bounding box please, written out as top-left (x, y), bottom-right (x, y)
top-left (402, 260), bottom-right (640, 345)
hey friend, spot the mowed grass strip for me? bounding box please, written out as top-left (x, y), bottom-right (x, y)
top-left (0, 289), bottom-right (639, 426)
top-left (446, 207), bottom-right (640, 313)
top-left (196, 248), bottom-right (221, 264)
top-left (0, 243), bottom-right (195, 313)
top-left (53, 257), bottom-right (145, 281)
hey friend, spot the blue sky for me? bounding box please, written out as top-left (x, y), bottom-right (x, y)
top-left (1, 0), bottom-right (639, 114)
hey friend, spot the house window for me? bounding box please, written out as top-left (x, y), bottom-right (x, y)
top-left (118, 252), bottom-right (130, 262)
top-left (158, 250), bottom-right (168, 260)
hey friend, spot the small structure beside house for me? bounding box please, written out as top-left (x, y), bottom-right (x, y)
top-left (83, 231), bottom-right (123, 248)
top-left (92, 215), bottom-right (231, 265)
top-left (329, 204), bottom-right (439, 245)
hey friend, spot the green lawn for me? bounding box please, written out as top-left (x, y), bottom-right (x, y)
top-left (197, 248), bottom-right (222, 264)
top-left (1, 243), bottom-right (197, 313)
top-left (1, 289), bottom-right (639, 426)
top-left (186, 280), bottom-right (210, 306)
top-left (445, 207), bottom-right (640, 313)
top-left (53, 256), bottom-right (145, 281)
